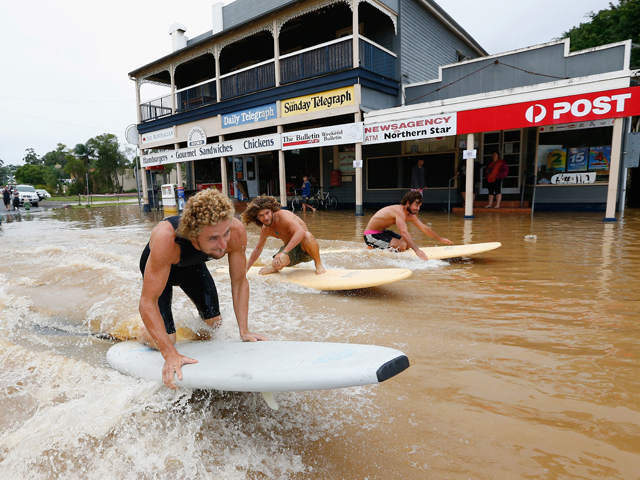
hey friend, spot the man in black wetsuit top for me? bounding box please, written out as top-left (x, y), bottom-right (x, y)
top-left (138, 188), bottom-right (268, 389)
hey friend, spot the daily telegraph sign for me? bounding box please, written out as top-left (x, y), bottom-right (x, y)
top-left (222, 103), bottom-right (277, 128)
top-left (282, 123), bottom-right (363, 150)
top-left (141, 134), bottom-right (281, 168)
top-left (458, 87), bottom-right (640, 133)
top-left (363, 114), bottom-right (457, 145)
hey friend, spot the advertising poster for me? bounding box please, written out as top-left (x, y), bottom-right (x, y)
top-left (588, 146), bottom-right (611, 171)
top-left (567, 147), bottom-right (589, 172)
top-left (547, 149), bottom-right (567, 172)
top-left (339, 149), bottom-right (356, 173)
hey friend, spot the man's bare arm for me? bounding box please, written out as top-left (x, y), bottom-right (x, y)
top-left (409, 217), bottom-right (453, 245)
top-left (139, 227), bottom-right (197, 388)
top-left (246, 229), bottom-right (268, 270)
top-left (395, 215), bottom-right (425, 258)
top-left (228, 227), bottom-right (268, 342)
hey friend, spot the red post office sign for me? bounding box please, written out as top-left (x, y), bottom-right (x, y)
top-left (458, 86), bottom-right (640, 134)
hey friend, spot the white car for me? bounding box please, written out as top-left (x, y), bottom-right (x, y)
top-left (15, 185), bottom-right (39, 207)
top-left (36, 189), bottom-right (51, 200)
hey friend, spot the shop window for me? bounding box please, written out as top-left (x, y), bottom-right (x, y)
top-left (402, 136), bottom-right (456, 154)
top-left (367, 153), bottom-right (456, 189)
top-left (481, 130), bottom-right (521, 191)
top-left (536, 124), bottom-right (613, 185)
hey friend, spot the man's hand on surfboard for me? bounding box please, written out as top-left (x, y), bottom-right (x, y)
top-left (414, 249), bottom-right (429, 261)
top-left (162, 352), bottom-right (198, 389)
top-left (242, 332), bottom-right (269, 342)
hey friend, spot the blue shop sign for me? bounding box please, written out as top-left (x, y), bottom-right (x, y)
top-left (222, 103), bottom-right (277, 128)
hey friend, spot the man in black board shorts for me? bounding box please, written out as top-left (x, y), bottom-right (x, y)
top-left (138, 188), bottom-right (268, 389)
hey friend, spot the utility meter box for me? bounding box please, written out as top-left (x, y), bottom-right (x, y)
top-left (161, 184), bottom-right (178, 215)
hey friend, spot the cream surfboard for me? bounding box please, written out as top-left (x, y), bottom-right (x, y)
top-left (217, 266), bottom-right (412, 290)
top-left (321, 242), bottom-right (501, 259)
top-left (106, 340), bottom-right (410, 409)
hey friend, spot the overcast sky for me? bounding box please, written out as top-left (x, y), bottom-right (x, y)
top-left (0, 0), bottom-right (614, 166)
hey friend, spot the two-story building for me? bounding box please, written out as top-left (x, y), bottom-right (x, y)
top-left (129, 0), bottom-right (486, 213)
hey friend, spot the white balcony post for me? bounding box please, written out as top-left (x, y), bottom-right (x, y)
top-left (215, 44), bottom-right (222, 102)
top-left (352, 0), bottom-right (359, 68)
top-left (134, 79), bottom-right (150, 211)
top-left (273, 20), bottom-right (280, 87)
top-left (277, 123), bottom-right (287, 207)
top-left (170, 66), bottom-right (176, 114)
top-left (220, 134), bottom-right (229, 198)
top-left (604, 117), bottom-right (624, 221)
top-left (465, 133), bottom-right (475, 218)
top-left (355, 111), bottom-right (363, 216)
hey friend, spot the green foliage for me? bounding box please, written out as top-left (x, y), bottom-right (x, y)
top-left (23, 148), bottom-right (43, 165)
top-left (561, 0), bottom-right (640, 68)
top-left (15, 164), bottom-right (50, 185)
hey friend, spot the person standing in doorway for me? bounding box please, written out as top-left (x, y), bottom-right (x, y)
top-left (410, 159), bottom-right (426, 195)
top-left (301, 175), bottom-right (316, 213)
top-left (484, 152), bottom-right (509, 209)
top-left (456, 159), bottom-right (483, 204)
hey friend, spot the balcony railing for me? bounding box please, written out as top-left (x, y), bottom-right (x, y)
top-left (220, 59), bottom-right (276, 100)
top-left (140, 94), bottom-right (172, 122)
top-left (176, 78), bottom-right (217, 112)
top-left (359, 36), bottom-right (396, 78)
top-left (280, 37), bottom-right (353, 85)
top-left (140, 35), bottom-right (397, 122)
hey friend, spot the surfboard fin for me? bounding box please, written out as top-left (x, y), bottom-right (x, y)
top-left (261, 392), bottom-right (279, 410)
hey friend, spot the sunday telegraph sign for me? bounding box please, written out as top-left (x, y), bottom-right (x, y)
top-left (281, 87), bottom-right (355, 117)
top-left (141, 133), bottom-right (281, 168)
top-left (363, 113), bottom-right (457, 145)
top-left (282, 123), bottom-right (363, 150)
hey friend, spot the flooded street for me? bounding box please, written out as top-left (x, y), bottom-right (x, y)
top-left (0, 204), bottom-right (639, 479)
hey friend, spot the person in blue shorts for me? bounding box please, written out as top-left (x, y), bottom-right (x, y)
top-left (301, 175), bottom-right (316, 212)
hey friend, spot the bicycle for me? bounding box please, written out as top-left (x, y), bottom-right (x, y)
top-left (314, 186), bottom-right (338, 210)
top-left (289, 188), bottom-right (318, 211)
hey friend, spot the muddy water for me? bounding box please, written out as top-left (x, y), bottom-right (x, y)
top-left (0, 205), bottom-right (639, 479)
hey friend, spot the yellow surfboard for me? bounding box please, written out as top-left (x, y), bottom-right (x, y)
top-left (321, 242), bottom-right (501, 259)
top-left (216, 266), bottom-right (412, 290)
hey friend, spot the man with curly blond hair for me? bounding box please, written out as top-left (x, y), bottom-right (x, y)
top-left (241, 195), bottom-right (325, 275)
top-left (138, 188), bottom-right (268, 389)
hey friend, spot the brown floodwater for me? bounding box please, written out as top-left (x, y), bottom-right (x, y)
top-left (0, 205), bottom-right (639, 479)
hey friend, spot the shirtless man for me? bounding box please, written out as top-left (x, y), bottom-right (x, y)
top-left (363, 191), bottom-right (453, 261)
top-left (241, 195), bottom-right (326, 275)
top-left (138, 188), bottom-right (267, 389)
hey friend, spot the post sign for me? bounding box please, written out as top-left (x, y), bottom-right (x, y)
top-left (458, 87), bottom-right (640, 134)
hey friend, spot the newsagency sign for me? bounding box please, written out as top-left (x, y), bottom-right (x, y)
top-left (281, 123), bottom-right (364, 151)
top-left (141, 133), bottom-right (281, 168)
top-left (363, 113), bottom-right (457, 145)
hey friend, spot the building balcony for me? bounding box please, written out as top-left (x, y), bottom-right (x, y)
top-left (139, 36), bottom-right (396, 123)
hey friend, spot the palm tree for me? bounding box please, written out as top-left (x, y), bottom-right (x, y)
top-left (73, 142), bottom-right (94, 196)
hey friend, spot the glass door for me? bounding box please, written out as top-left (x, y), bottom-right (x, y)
top-left (480, 130), bottom-right (523, 195)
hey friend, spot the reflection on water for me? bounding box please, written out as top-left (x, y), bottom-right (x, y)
top-left (1, 205), bottom-right (639, 479)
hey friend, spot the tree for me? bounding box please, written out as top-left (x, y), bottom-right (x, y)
top-left (43, 143), bottom-right (71, 171)
top-left (23, 148), bottom-right (43, 166)
top-left (87, 133), bottom-right (128, 193)
top-left (561, 0), bottom-right (640, 68)
top-left (15, 164), bottom-right (49, 185)
top-left (73, 141), bottom-right (95, 195)
top-left (64, 156), bottom-right (88, 195)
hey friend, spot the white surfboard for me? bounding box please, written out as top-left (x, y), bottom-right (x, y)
top-left (106, 340), bottom-right (410, 409)
top-left (321, 242), bottom-right (501, 259)
top-left (217, 266), bottom-right (412, 290)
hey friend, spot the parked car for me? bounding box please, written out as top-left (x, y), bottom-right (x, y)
top-left (15, 185), bottom-right (39, 207)
top-left (36, 189), bottom-right (51, 200)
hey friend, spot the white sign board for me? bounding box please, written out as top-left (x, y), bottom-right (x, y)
top-left (141, 133), bottom-right (281, 168)
top-left (282, 123), bottom-right (363, 151)
top-left (550, 172), bottom-right (597, 184)
top-left (463, 149), bottom-right (477, 159)
top-left (363, 113), bottom-right (457, 145)
top-left (188, 127), bottom-right (207, 147)
top-left (141, 127), bottom-right (175, 145)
